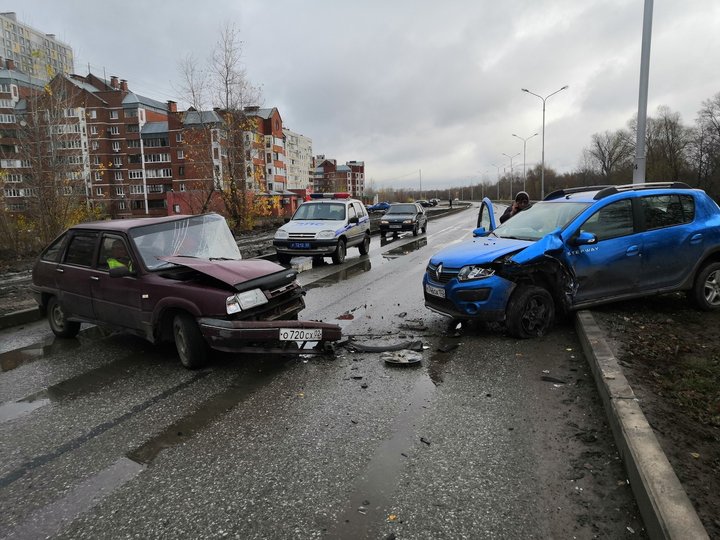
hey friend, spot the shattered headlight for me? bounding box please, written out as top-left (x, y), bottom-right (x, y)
top-left (315, 230), bottom-right (335, 240)
top-left (457, 265), bottom-right (495, 282)
top-left (226, 288), bottom-right (269, 314)
top-left (275, 229), bottom-right (289, 240)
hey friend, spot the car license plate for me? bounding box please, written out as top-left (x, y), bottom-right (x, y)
top-left (425, 284), bottom-right (445, 298)
top-left (279, 328), bottom-right (323, 341)
top-left (390, 225), bottom-right (401, 229)
top-left (290, 242), bottom-right (311, 249)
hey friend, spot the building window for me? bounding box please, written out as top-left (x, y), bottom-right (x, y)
top-left (109, 126), bottom-right (120, 135)
top-left (110, 110), bottom-right (119, 120)
top-left (177, 150), bottom-right (184, 159)
top-left (114, 171), bottom-right (123, 181)
top-left (116, 187), bottom-right (124, 195)
top-left (130, 184), bottom-right (145, 194)
top-left (179, 183), bottom-right (186, 192)
top-left (129, 170), bottom-right (143, 179)
top-left (178, 166), bottom-right (184, 176)
top-left (94, 171), bottom-right (102, 181)
top-left (113, 157), bottom-right (122, 167)
top-left (89, 110), bottom-right (97, 119)
top-left (112, 142), bottom-right (120, 152)
top-left (176, 133), bottom-right (182, 142)
top-left (96, 187), bottom-right (103, 196)
top-left (91, 141), bottom-right (99, 150)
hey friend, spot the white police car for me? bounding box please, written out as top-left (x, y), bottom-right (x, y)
top-left (273, 193), bottom-right (371, 265)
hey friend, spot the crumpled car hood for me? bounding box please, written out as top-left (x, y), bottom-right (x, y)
top-left (429, 236), bottom-right (533, 267)
top-left (158, 257), bottom-right (289, 287)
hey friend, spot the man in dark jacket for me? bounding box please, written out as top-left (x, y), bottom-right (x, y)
top-left (500, 191), bottom-right (530, 223)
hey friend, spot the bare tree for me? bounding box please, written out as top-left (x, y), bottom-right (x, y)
top-left (585, 129), bottom-right (634, 182)
top-left (176, 23), bottom-right (265, 231)
top-left (1, 77), bottom-right (100, 252)
top-left (645, 106), bottom-right (692, 181)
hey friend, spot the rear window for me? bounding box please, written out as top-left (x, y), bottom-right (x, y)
top-left (64, 233), bottom-right (98, 267)
top-left (387, 204), bottom-right (417, 214)
top-left (41, 233), bottom-right (68, 263)
top-left (640, 194), bottom-right (694, 230)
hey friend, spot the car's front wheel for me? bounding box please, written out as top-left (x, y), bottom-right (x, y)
top-left (506, 285), bottom-right (555, 339)
top-left (47, 296), bottom-right (80, 338)
top-left (332, 239), bottom-right (346, 265)
top-left (359, 234), bottom-right (370, 255)
top-left (173, 312), bottom-right (209, 369)
top-left (412, 223), bottom-right (419, 237)
top-left (690, 262), bottom-right (720, 311)
top-left (422, 221), bottom-right (427, 234)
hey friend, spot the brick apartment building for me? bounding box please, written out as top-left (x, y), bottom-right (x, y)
top-left (313, 156), bottom-right (365, 198)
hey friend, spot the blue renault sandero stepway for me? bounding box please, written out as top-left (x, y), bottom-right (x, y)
top-left (423, 183), bottom-right (720, 338)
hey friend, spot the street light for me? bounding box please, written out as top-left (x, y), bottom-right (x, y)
top-left (512, 132), bottom-right (538, 194)
top-left (521, 85), bottom-right (569, 199)
top-left (502, 152), bottom-right (520, 199)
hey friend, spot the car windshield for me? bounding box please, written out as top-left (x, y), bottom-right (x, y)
top-left (292, 202), bottom-right (346, 220)
top-left (130, 214), bottom-right (242, 270)
top-left (492, 201), bottom-right (590, 241)
top-left (386, 204), bottom-right (416, 214)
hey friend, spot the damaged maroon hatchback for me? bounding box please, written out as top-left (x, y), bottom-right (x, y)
top-left (30, 213), bottom-right (341, 368)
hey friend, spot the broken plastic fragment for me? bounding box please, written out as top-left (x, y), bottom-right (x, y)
top-left (382, 350), bottom-right (423, 366)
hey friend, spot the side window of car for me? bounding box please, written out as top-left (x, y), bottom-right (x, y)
top-left (99, 235), bottom-right (132, 270)
top-left (477, 203), bottom-right (491, 229)
top-left (64, 233), bottom-right (98, 267)
top-left (641, 195), bottom-right (692, 230)
top-left (41, 233), bottom-right (68, 263)
top-left (348, 204), bottom-right (357, 221)
top-left (580, 199), bottom-right (633, 241)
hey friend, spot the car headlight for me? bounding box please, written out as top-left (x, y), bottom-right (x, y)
top-left (457, 265), bottom-right (495, 282)
top-left (315, 230), bottom-right (335, 240)
top-left (275, 229), bottom-right (289, 240)
top-left (380, 220), bottom-right (389, 224)
top-left (403, 219), bottom-right (412, 224)
top-left (226, 288), bottom-right (269, 314)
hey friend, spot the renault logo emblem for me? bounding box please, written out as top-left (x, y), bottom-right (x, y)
top-left (435, 263), bottom-right (443, 282)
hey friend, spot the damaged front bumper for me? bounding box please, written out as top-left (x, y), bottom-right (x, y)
top-left (198, 318), bottom-right (342, 355)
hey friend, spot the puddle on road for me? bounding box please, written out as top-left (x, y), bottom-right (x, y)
top-left (326, 374), bottom-right (436, 538)
top-left (303, 259), bottom-right (372, 291)
top-left (381, 237), bottom-right (428, 259)
top-left (0, 393), bottom-right (51, 423)
top-left (0, 326), bottom-right (124, 373)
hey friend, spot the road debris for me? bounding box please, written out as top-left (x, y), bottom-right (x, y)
top-left (381, 350), bottom-right (422, 366)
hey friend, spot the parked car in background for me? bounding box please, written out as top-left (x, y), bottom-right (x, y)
top-left (273, 192), bottom-right (371, 265)
top-left (429, 199), bottom-right (440, 206)
top-left (367, 201), bottom-right (391, 213)
top-left (30, 213), bottom-right (342, 369)
top-left (424, 183), bottom-right (720, 338)
top-left (416, 199), bottom-right (432, 208)
top-left (380, 203), bottom-right (428, 237)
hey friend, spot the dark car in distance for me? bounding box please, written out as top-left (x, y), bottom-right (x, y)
top-left (367, 201), bottom-right (391, 213)
top-left (30, 213), bottom-right (341, 369)
top-left (380, 203), bottom-right (428, 237)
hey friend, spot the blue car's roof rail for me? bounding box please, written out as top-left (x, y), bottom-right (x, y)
top-left (594, 182), bottom-right (692, 200)
top-left (544, 186), bottom-right (612, 201)
top-left (545, 182), bottom-right (693, 202)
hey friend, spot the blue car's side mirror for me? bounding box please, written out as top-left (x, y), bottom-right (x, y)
top-left (472, 227), bottom-right (487, 237)
top-left (571, 231), bottom-right (598, 246)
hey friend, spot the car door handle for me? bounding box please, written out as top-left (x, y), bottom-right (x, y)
top-left (626, 245), bottom-right (640, 256)
top-left (55, 268), bottom-right (64, 273)
top-left (90, 276), bottom-right (99, 281)
top-left (690, 233), bottom-right (703, 244)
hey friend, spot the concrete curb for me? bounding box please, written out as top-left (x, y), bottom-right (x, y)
top-left (575, 310), bottom-right (708, 540)
top-left (0, 307), bottom-right (43, 330)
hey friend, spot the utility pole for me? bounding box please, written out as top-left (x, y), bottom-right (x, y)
top-left (633, 0), bottom-right (653, 183)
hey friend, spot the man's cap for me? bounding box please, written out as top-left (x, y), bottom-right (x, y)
top-left (515, 191), bottom-right (530, 202)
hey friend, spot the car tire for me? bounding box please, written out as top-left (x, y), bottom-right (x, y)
top-left (47, 296), bottom-right (80, 338)
top-left (331, 239), bottom-right (346, 265)
top-left (422, 222), bottom-right (427, 234)
top-left (359, 234), bottom-right (370, 255)
top-left (412, 224), bottom-right (419, 237)
top-left (277, 253), bottom-right (291, 265)
top-left (173, 312), bottom-right (209, 369)
top-left (506, 285), bottom-right (555, 339)
top-left (690, 262), bottom-right (720, 311)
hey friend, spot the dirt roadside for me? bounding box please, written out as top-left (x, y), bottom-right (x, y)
top-left (1, 256), bottom-right (718, 536)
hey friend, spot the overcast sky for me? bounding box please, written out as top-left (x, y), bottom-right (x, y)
top-left (11, 0), bottom-right (720, 190)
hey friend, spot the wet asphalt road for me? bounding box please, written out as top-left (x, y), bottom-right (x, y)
top-left (0, 206), bottom-right (645, 539)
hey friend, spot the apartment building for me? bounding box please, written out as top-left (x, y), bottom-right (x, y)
top-left (244, 107), bottom-right (286, 192)
top-left (0, 12), bottom-right (73, 82)
top-left (313, 156), bottom-right (365, 198)
top-left (283, 128), bottom-right (313, 192)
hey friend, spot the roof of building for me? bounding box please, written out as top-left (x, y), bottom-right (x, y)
top-left (142, 122), bottom-right (168, 135)
top-left (122, 92), bottom-right (167, 113)
top-left (0, 68), bottom-right (46, 89)
top-left (337, 165), bottom-right (351, 172)
top-left (183, 110), bottom-right (223, 125)
top-left (244, 107), bottom-right (276, 119)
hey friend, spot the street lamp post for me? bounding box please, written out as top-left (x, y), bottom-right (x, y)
top-left (521, 85), bottom-right (569, 199)
top-left (502, 152), bottom-right (520, 199)
top-left (512, 132), bottom-right (538, 194)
